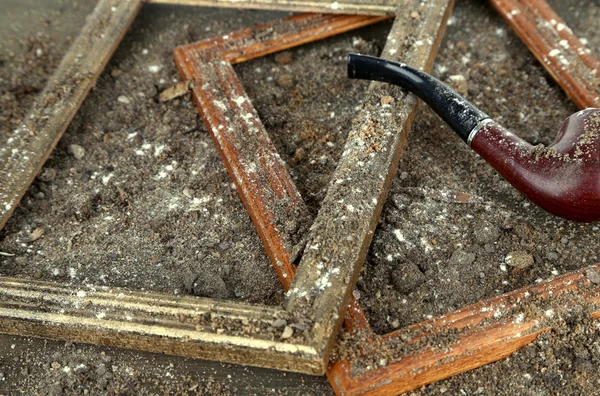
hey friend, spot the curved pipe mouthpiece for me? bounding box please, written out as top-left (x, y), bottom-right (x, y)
top-left (348, 53), bottom-right (489, 142)
top-left (348, 53), bottom-right (600, 222)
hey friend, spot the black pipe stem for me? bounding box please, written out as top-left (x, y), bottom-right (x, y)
top-left (347, 54), bottom-right (489, 142)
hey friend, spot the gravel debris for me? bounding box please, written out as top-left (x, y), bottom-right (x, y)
top-left (67, 144), bottom-right (86, 160)
top-left (505, 251), bottom-right (535, 269)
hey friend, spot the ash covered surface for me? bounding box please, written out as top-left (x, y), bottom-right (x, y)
top-left (357, 0), bottom-right (600, 334)
top-left (0, 333), bottom-right (332, 394)
top-left (1, 0), bottom-right (600, 394)
top-left (0, 5), bottom-right (296, 304)
top-left (0, 3), bottom-right (390, 305)
top-left (0, 2), bottom-right (336, 393)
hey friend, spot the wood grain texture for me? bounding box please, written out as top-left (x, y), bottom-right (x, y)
top-left (0, 0), bottom-right (143, 231)
top-left (174, 12), bottom-right (385, 392)
top-left (329, 265), bottom-right (600, 395)
top-left (0, 277), bottom-right (322, 374)
top-left (148, 0), bottom-right (396, 16)
top-left (175, 6), bottom-right (581, 396)
top-left (0, 11), bottom-right (389, 378)
top-left (2, 1), bottom-right (597, 394)
top-left (174, 14), bottom-right (388, 290)
top-left (490, 0), bottom-right (600, 108)
top-left (285, 0), bottom-right (455, 369)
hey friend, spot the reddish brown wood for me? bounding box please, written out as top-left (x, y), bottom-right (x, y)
top-left (175, 10), bottom-right (443, 394)
top-left (0, 10), bottom-right (391, 378)
top-left (175, 14), bottom-right (389, 289)
top-left (490, 0), bottom-right (600, 109)
top-left (328, 265), bottom-right (600, 395)
top-left (471, 109), bottom-right (600, 222)
top-left (175, 13), bottom-right (379, 335)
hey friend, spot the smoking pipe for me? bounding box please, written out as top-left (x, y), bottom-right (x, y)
top-left (347, 53), bottom-right (600, 222)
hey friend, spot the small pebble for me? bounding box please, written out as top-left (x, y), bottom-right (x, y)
top-left (274, 51), bottom-right (293, 65)
top-left (159, 80), bottom-right (191, 102)
top-left (271, 318), bottom-right (287, 328)
top-left (276, 74), bottom-right (294, 89)
top-left (280, 326), bottom-right (294, 339)
top-left (291, 322), bottom-right (309, 331)
top-left (29, 227), bottom-right (45, 242)
top-left (292, 147), bottom-right (306, 163)
top-left (453, 192), bottom-right (472, 202)
top-left (484, 244), bottom-right (496, 253)
top-left (449, 74), bottom-right (468, 96)
top-left (585, 269), bottom-right (600, 284)
top-left (218, 242), bottom-right (230, 251)
top-left (475, 221), bottom-right (500, 244)
top-left (68, 144), bottom-right (86, 160)
top-left (505, 251), bottom-right (534, 269)
top-left (545, 251), bottom-right (559, 262)
top-left (148, 65), bottom-right (162, 73)
top-left (117, 95), bottom-right (131, 104)
top-left (95, 364), bottom-right (106, 376)
top-left (448, 250), bottom-right (476, 267)
top-left (184, 272), bottom-right (230, 299)
top-left (391, 262), bottom-right (426, 294)
top-left (100, 352), bottom-right (112, 363)
top-left (381, 96), bottom-right (394, 106)
top-left (38, 167), bottom-right (56, 182)
top-left (574, 357), bottom-right (594, 373)
top-left (51, 361), bottom-right (61, 370)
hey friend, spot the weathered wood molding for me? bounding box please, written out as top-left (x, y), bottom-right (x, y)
top-left (0, 0), bottom-right (143, 231)
top-left (0, 11), bottom-right (393, 378)
top-left (490, 0), bottom-right (600, 108)
top-left (0, 277), bottom-right (322, 374)
top-left (177, 4), bottom-right (600, 396)
top-left (148, 0), bottom-right (396, 15)
top-left (285, 0), bottom-right (455, 367)
top-left (174, 13), bottom-right (389, 290)
top-left (3, 0), bottom-right (598, 393)
top-left (329, 265), bottom-right (600, 395)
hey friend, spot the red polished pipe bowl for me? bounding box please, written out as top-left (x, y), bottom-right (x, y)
top-left (471, 108), bottom-right (600, 222)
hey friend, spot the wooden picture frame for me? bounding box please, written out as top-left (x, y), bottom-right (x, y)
top-left (1, 0), bottom-right (599, 394)
top-left (0, 0), bottom-right (450, 378)
top-left (172, 3), bottom-right (454, 388)
top-left (148, 0), bottom-right (397, 15)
